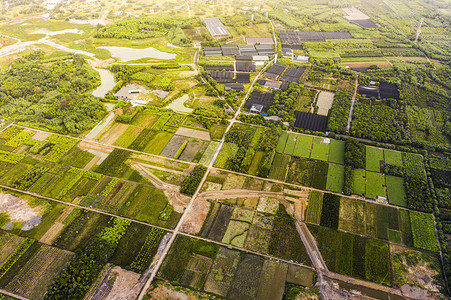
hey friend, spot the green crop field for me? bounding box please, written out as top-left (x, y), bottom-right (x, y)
top-left (286, 158), bottom-right (314, 186)
top-left (366, 172), bottom-right (386, 199)
top-left (352, 169), bottom-right (366, 196)
top-left (410, 211), bottom-right (439, 252)
top-left (326, 163), bottom-right (344, 193)
top-left (214, 143), bottom-right (239, 169)
top-left (283, 133), bottom-right (296, 156)
top-left (143, 131), bottom-right (174, 154)
top-left (329, 140), bottom-right (345, 164)
top-left (269, 154), bottom-right (290, 181)
top-left (276, 132), bottom-right (288, 153)
top-left (366, 147), bottom-right (384, 172)
top-left (293, 135), bottom-right (313, 158)
top-left (386, 176), bottom-right (406, 207)
top-left (310, 138), bottom-right (329, 161)
top-left (305, 191), bottom-right (323, 224)
top-left (383, 150), bottom-right (403, 167)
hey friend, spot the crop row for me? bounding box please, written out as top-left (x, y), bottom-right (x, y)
top-left (14, 167), bottom-right (48, 190)
top-left (129, 228), bottom-right (164, 272)
top-left (101, 178), bottom-right (120, 196)
top-left (0, 238), bottom-right (34, 279)
top-left (99, 217), bottom-right (132, 244)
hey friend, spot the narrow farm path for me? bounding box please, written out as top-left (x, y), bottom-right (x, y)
top-left (346, 74), bottom-right (358, 133)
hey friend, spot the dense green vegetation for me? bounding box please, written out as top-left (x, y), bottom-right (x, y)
top-left (44, 255), bottom-right (103, 300)
top-left (95, 17), bottom-right (198, 45)
top-left (180, 165), bottom-right (207, 196)
top-left (0, 51), bottom-right (105, 133)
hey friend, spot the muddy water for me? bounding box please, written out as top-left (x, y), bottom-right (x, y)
top-left (98, 46), bottom-right (176, 61)
top-left (165, 94), bottom-right (193, 113)
top-left (92, 68), bottom-right (116, 98)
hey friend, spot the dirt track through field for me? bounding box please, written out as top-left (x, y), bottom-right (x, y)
top-left (39, 206), bottom-right (74, 245)
top-left (132, 163), bottom-right (191, 212)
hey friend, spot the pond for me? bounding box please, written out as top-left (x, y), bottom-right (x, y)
top-left (98, 46), bottom-right (176, 61)
top-left (165, 94), bottom-right (193, 113)
top-left (92, 68), bottom-right (116, 98)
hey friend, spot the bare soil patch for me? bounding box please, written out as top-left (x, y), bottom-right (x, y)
top-left (0, 193), bottom-right (44, 230)
top-left (176, 127), bottom-right (211, 141)
top-left (181, 197), bottom-right (211, 234)
top-left (316, 91), bottom-right (334, 116)
top-left (32, 131), bottom-right (51, 141)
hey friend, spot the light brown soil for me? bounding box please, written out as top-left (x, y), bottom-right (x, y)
top-left (176, 127), bottom-right (210, 141)
top-left (32, 131), bottom-right (51, 141)
top-left (83, 155), bottom-right (101, 170)
top-left (147, 281), bottom-right (219, 300)
top-left (132, 163), bottom-right (191, 212)
top-left (180, 196), bottom-right (211, 235)
top-left (0, 193), bottom-right (44, 226)
top-left (99, 123), bottom-right (129, 145)
top-left (104, 267), bottom-right (141, 300)
top-left (39, 206), bottom-right (74, 245)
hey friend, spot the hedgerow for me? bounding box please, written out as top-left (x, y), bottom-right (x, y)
top-left (180, 165), bottom-right (207, 196)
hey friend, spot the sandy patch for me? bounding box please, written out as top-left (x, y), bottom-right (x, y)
top-left (316, 91), bottom-right (335, 116)
top-left (176, 127), bottom-right (210, 141)
top-left (0, 193), bottom-right (44, 231)
top-left (32, 131), bottom-right (51, 141)
top-left (205, 182), bottom-right (222, 191)
top-left (180, 197), bottom-right (211, 235)
top-left (104, 267), bottom-right (141, 300)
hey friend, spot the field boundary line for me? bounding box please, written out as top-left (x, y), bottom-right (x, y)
top-left (0, 289), bottom-right (30, 300)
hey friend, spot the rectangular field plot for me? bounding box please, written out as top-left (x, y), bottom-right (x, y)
top-left (365, 171), bottom-right (385, 199)
top-left (2, 243), bottom-right (74, 300)
top-left (213, 143), bottom-right (239, 169)
top-left (383, 149), bottom-right (403, 166)
top-left (366, 147), bottom-right (384, 172)
top-left (0, 232), bottom-right (25, 265)
top-left (113, 125), bottom-right (143, 148)
top-left (293, 135), bottom-right (313, 158)
top-left (338, 197), bottom-right (376, 237)
top-left (305, 191), bottom-right (323, 224)
top-left (311, 160), bottom-right (328, 190)
top-left (310, 137), bottom-right (329, 161)
top-left (352, 169), bottom-right (366, 196)
top-left (255, 260), bottom-right (288, 300)
top-left (276, 132), bottom-right (288, 153)
top-left (228, 254), bottom-right (265, 300)
top-left (410, 211), bottom-right (439, 252)
top-left (199, 141), bottom-right (220, 165)
top-left (286, 158), bottom-right (314, 186)
top-left (307, 224), bottom-right (391, 286)
top-left (326, 163), bottom-right (344, 193)
top-left (158, 235), bottom-right (314, 299)
top-left (386, 176), bottom-right (406, 207)
top-left (329, 140), bottom-right (345, 164)
top-left (204, 247), bottom-right (240, 296)
top-left (269, 154), bottom-right (290, 181)
top-left (283, 133), bottom-right (297, 155)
